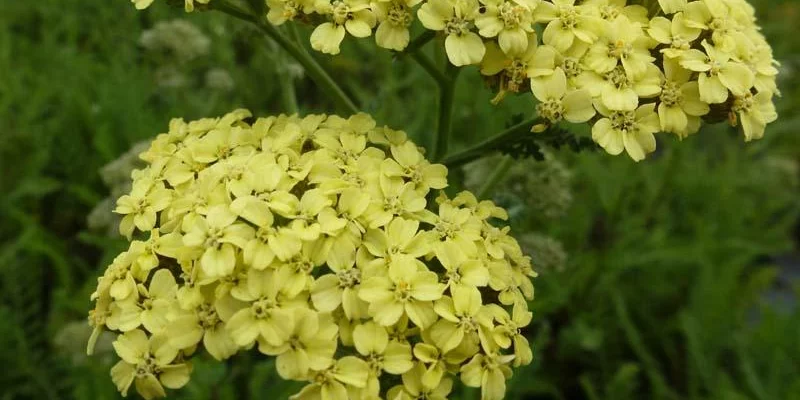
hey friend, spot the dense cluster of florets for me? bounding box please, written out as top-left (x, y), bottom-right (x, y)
top-left (132, 0), bottom-right (779, 161)
top-left (87, 110), bottom-right (536, 399)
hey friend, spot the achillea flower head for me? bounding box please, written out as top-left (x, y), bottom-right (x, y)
top-left (88, 110), bottom-right (536, 400)
top-left (133, 0), bottom-right (780, 161)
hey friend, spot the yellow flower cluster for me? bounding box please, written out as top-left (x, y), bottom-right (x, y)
top-left (131, 0), bottom-right (780, 161)
top-left (87, 109), bottom-right (537, 400)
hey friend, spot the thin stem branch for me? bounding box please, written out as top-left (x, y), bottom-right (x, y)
top-left (477, 155), bottom-right (513, 199)
top-left (404, 30), bottom-right (436, 55)
top-left (440, 117), bottom-right (541, 168)
top-left (212, 0), bottom-right (359, 115)
top-left (431, 64), bottom-right (459, 161)
top-left (277, 70), bottom-right (299, 114)
top-left (408, 50), bottom-right (449, 87)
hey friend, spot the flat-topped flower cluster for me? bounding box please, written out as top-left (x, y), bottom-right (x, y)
top-left (87, 110), bottom-right (536, 400)
top-left (132, 0), bottom-right (780, 161)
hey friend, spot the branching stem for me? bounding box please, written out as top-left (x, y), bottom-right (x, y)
top-left (212, 0), bottom-right (359, 115)
top-left (441, 117), bottom-right (541, 168)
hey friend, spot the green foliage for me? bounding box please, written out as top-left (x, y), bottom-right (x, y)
top-left (2, 0), bottom-right (800, 399)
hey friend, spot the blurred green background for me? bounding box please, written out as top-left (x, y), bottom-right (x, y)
top-left (2, 0), bottom-right (800, 399)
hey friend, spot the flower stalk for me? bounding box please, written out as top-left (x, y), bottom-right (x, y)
top-left (441, 117), bottom-right (541, 168)
top-left (212, 0), bottom-right (359, 115)
top-left (431, 64), bottom-right (459, 161)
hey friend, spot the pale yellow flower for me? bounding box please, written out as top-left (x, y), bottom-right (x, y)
top-left (731, 91), bottom-right (778, 142)
top-left (290, 356), bottom-right (371, 400)
top-left (534, 0), bottom-right (603, 53)
top-left (684, 0), bottom-right (739, 51)
top-left (226, 268), bottom-right (297, 347)
top-left (680, 40), bottom-right (754, 104)
top-left (418, 0), bottom-right (486, 66)
top-left (530, 67), bottom-right (596, 126)
top-left (658, 0), bottom-right (687, 14)
top-left (167, 291), bottom-right (238, 361)
top-left (182, 205), bottom-right (254, 278)
top-left (258, 308), bottom-right (339, 379)
top-left (657, 59), bottom-right (709, 138)
top-left (115, 179), bottom-right (172, 239)
top-left (429, 287), bottom-right (493, 353)
top-left (460, 351), bottom-right (515, 400)
top-left (647, 13), bottom-right (702, 59)
top-left (358, 258), bottom-right (444, 328)
top-left (583, 0), bottom-right (648, 25)
top-left (373, 0), bottom-right (417, 51)
top-left (311, 0), bottom-right (377, 55)
top-left (386, 363), bottom-right (454, 400)
top-left (591, 103), bottom-right (660, 161)
top-left (474, 0), bottom-right (538, 56)
top-left (111, 330), bottom-right (191, 399)
top-left (353, 321), bottom-right (414, 396)
top-left (584, 14), bottom-right (654, 78)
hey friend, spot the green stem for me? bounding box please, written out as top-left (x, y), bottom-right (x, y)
top-left (403, 30), bottom-right (436, 55)
top-left (441, 117), bottom-right (541, 168)
top-left (212, 0), bottom-right (359, 115)
top-left (409, 51), bottom-right (449, 88)
top-left (477, 156), bottom-right (513, 199)
top-left (432, 64), bottom-right (460, 162)
top-left (278, 70), bottom-right (299, 114)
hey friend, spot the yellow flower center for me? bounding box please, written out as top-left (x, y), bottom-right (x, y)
top-left (457, 315), bottom-right (479, 333)
top-left (670, 35), bottom-right (692, 51)
top-left (205, 227), bottom-right (225, 248)
top-left (342, 170), bottom-right (365, 188)
top-left (387, 3), bottom-right (412, 27)
top-left (660, 81), bottom-right (683, 107)
top-left (282, 1), bottom-right (300, 20)
top-left (609, 111), bottom-right (637, 132)
top-left (444, 17), bottom-right (471, 37)
top-left (557, 7), bottom-right (578, 29)
top-left (536, 99), bottom-right (566, 123)
top-left (505, 59), bottom-right (529, 92)
top-left (708, 59), bottom-right (722, 76)
top-left (288, 334), bottom-right (305, 350)
top-left (331, 1), bottom-right (354, 25)
top-left (608, 39), bottom-right (632, 59)
top-left (599, 5), bottom-right (619, 20)
top-left (337, 268), bottom-right (361, 288)
top-left (198, 303), bottom-right (221, 329)
top-left (709, 17), bottom-right (730, 33)
top-left (394, 280), bottom-right (412, 301)
top-left (446, 269), bottom-right (462, 284)
top-left (88, 309), bottom-right (109, 326)
top-left (606, 66), bottom-right (630, 89)
top-left (498, 2), bottom-right (526, 28)
top-left (366, 352), bottom-right (385, 373)
top-left (562, 58), bottom-right (583, 79)
top-left (256, 226), bottom-right (277, 243)
top-left (135, 355), bottom-right (158, 378)
top-left (251, 298), bottom-right (277, 319)
top-left (383, 194), bottom-right (405, 214)
top-left (141, 297), bottom-right (154, 310)
top-left (291, 258), bottom-right (315, 275)
top-left (481, 353), bottom-right (503, 370)
top-left (732, 92), bottom-right (755, 113)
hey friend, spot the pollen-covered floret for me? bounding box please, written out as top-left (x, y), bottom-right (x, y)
top-left (88, 110), bottom-right (536, 400)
